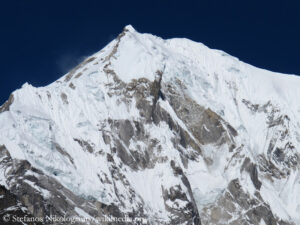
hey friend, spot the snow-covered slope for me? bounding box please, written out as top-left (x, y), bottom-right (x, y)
top-left (1, 25), bottom-right (300, 225)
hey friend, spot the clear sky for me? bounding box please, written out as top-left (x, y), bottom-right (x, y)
top-left (0, 0), bottom-right (299, 105)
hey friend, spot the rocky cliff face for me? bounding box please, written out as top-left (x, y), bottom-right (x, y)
top-left (0, 25), bottom-right (300, 225)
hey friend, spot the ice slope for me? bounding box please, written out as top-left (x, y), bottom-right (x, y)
top-left (0, 25), bottom-right (300, 224)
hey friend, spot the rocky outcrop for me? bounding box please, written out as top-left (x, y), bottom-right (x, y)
top-left (0, 184), bottom-right (43, 225)
top-left (0, 145), bottom-right (128, 225)
top-left (163, 79), bottom-right (237, 147)
top-left (0, 94), bottom-right (14, 113)
top-left (200, 179), bottom-right (293, 225)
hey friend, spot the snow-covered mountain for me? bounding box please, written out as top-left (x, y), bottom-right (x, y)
top-left (1, 25), bottom-right (300, 225)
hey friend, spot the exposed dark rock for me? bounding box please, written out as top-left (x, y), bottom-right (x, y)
top-left (166, 160), bottom-right (201, 225)
top-left (163, 81), bottom-right (237, 147)
top-left (0, 144), bottom-right (145, 225)
top-left (0, 185), bottom-right (43, 225)
top-left (0, 94), bottom-right (14, 113)
top-left (64, 57), bottom-right (96, 82)
top-left (150, 70), bottom-right (164, 122)
top-left (69, 82), bottom-right (76, 89)
top-left (241, 158), bottom-right (262, 190)
top-left (258, 155), bottom-right (287, 180)
top-left (201, 179), bottom-right (293, 225)
top-left (53, 142), bottom-right (74, 164)
top-left (60, 93), bottom-right (68, 105)
top-left (73, 138), bottom-right (94, 153)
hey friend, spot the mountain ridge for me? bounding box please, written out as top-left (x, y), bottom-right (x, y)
top-left (0, 25), bottom-right (300, 225)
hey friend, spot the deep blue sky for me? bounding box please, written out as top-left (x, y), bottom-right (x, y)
top-left (0, 0), bottom-right (299, 105)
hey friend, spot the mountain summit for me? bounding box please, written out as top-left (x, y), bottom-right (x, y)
top-left (1, 26), bottom-right (300, 225)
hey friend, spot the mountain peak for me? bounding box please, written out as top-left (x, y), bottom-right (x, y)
top-left (123, 24), bottom-right (136, 33)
